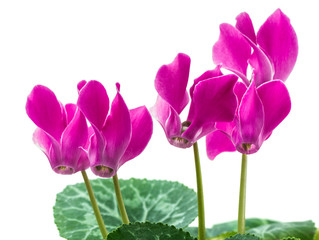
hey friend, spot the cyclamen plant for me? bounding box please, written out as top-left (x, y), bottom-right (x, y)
top-left (26, 9), bottom-right (318, 240)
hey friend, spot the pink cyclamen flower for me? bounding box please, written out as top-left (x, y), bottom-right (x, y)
top-left (206, 9), bottom-right (298, 159)
top-left (77, 80), bottom-right (153, 178)
top-left (151, 53), bottom-right (238, 148)
top-left (26, 85), bottom-right (90, 174)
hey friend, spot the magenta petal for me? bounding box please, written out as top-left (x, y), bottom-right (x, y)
top-left (238, 80), bottom-right (264, 145)
top-left (119, 106), bottom-right (153, 166)
top-left (77, 80), bottom-right (109, 130)
top-left (75, 150), bottom-right (90, 172)
top-left (189, 65), bottom-right (223, 99)
top-left (257, 9), bottom-right (298, 81)
top-left (77, 80), bottom-right (87, 92)
top-left (257, 80), bottom-right (291, 140)
top-left (65, 103), bottom-right (77, 124)
top-left (246, 36), bottom-right (274, 86)
top-left (151, 95), bottom-right (181, 139)
top-left (60, 109), bottom-right (89, 172)
top-left (182, 121), bottom-right (215, 146)
top-left (26, 85), bottom-right (65, 141)
top-left (206, 130), bottom-right (236, 160)
top-left (234, 81), bottom-right (247, 106)
top-left (33, 128), bottom-right (52, 158)
top-left (101, 91), bottom-right (132, 172)
top-left (213, 23), bottom-right (251, 84)
top-left (155, 53), bottom-right (190, 114)
top-left (236, 12), bottom-right (256, 44)
top-left (188, 74), bottom-right (238, 124)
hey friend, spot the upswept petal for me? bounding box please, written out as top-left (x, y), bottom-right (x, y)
top-left (206, 130), bottom-right (236, 160)
top-left (188, 74), bottom-right (238, 124)
top-left (33, 128), bottom-right (52, 158)
top-left (215, 121), bottom-right (236, 136)
top-left (238, 79), bottom-right (264, 146)
top-left (182, 121), bottom-right (215, 147)
top-left (77, 80), bottom-right (109, 130)
top-left (155, 53), bottom-right (190, 114)
top-left (65, 103), bottom-right (77, 124)
top-left (257, 80), bottom-right (291, 140)
top-left (234, 81), bottom-right (247, 107)
top-left (165, 105), bottom-right (182, 140)
top-left (60, 109), bottom-right (89, 173)
top-left (151, 95), bottom-right (182, 140)
top-left (119, 106), bottom-right (153, 166)
top-left (257, 9), bottom-right (298, 81)
top-left (189, 65), bottom-right (223, 99)
top-left (213, 23), bottom-right (251, 84)
top-left (235, 12), bottom-right (256, 44)
top-left (26, 85), bottom-right (65, 141)
top-left (77, 80), bottom-right (87, 92)
top-left (101, 89), bottom-right (132, 174)
top-left (245, 36), bottom-right (274, 86)
top-left (75, 150), bottom-right (90, 172)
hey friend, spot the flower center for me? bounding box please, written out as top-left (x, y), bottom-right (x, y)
top-left (95, 165), bottom-right (113, 174)
top-left (242, 143), bottom-right (252, 151)
top-left (55, 166), bottom-right (74, 174)
top-left (172, 137), bottom-right (189, 144)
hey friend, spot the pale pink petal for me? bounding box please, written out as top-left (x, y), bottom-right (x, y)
top-left (77, 80), bottom-right (109, 130)
top-left (213, 23), bottom-right (251, 85)
top-left (32, 128), bottom-right (52, 158)
top-left (206, 130), bottom-right (236, 160)
top-left (257, 80), bottom-right (291, 140)
top-left (238, 80), bottom-right (264, 146)
top-left (26, 85), bottom-right (65, 141)
top-left (257, 9), bottom-right (298, 81)
top-left (119, 106), bottom-right (153, 166)
top-left (150, 95), bottom-right (181, 140)
top-left (236, 12), bottom-right (256, 44)
top-left (182, 121), bottom-right (215, 146)
top-left (155, 53), bottom-right (190, 114)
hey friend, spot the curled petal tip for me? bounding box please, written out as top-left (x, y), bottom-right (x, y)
top-left (116, 82), bottom-right (121, 92)
top-left (77, 80), bottom-right (87, 93)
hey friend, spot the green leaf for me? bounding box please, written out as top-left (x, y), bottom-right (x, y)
top-left (314, 228), bottom-right (319, 240)
top-left (280, 237), bottom-right (301, 240)
top-left (207, 231), bottom-right (237, 240)
top-left (106, 222), bottom-right (196, 240)
top-left (54, 178), bottom-right (197, 240)
top-left (247, 221), bottom-right (316, 240)
top-left (225, 233), bottom-right (260, 240)
top-left (186, 218), bottom-right (277, 238)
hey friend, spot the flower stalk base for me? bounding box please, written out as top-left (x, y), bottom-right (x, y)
top-left (81, 170), bottom-right (108, 239)
top-left (238, 153), bottom-right (248, 234)
top-left (193, 142), bottom-right (206, 240)
top-left (113, 174), bottom-right (130, 224)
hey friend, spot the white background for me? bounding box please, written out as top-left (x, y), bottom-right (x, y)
top-left (1, 0), bottom-right (318, 239)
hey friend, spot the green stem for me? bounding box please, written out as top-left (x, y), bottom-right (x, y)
top-left (238, 153), bottom-right (248, 234)
top-left (81, 170), bottom-right (108, 239)
top-left (193, 142), bottom-right (206, 240)
top-left (113, 174), bottom-right (130, 224)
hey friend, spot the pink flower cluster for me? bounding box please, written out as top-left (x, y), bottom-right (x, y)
top-left (26, 9), bottom-right (298, 176)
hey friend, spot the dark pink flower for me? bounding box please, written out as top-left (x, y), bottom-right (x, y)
top-left (77, 80), bottom-right (153, 178)
top-left (206, 9), bottom-right (297, 159)
top-left (26, 85), bottom-right (90, 174)
top-left (151, 53), bottom-right (238, 148)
